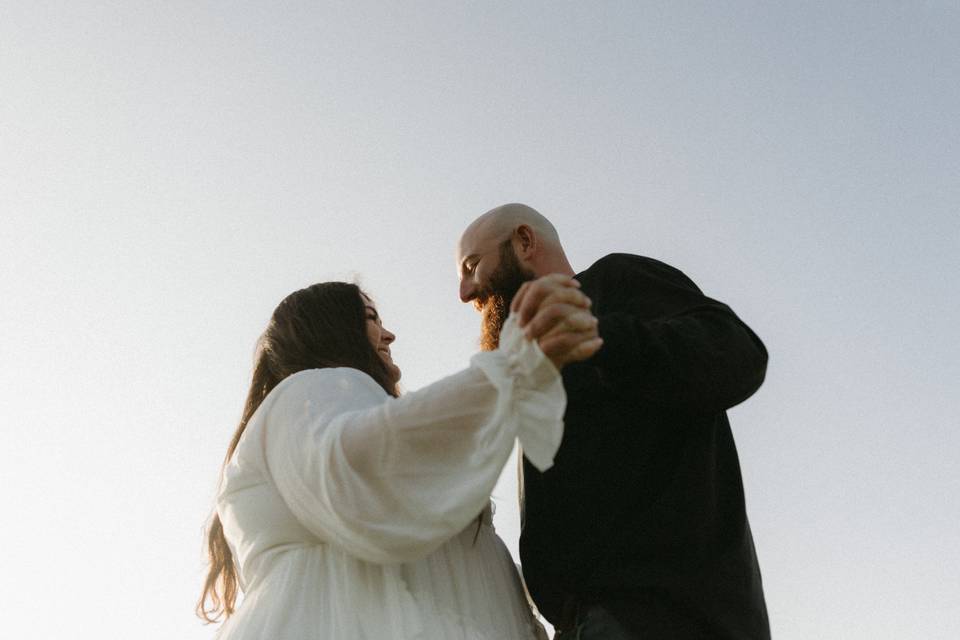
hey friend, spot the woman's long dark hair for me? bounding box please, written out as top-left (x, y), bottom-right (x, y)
top-left (197, 282), bottom-right (398, 623)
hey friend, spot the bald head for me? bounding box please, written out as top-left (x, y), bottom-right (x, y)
top-left (457, 203), bottom-right (574, 303)
top-left (461, 203), bottom-right (561, 249)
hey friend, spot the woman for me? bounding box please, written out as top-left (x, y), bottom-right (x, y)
top-left (198, 281), bottom-right (600, 639)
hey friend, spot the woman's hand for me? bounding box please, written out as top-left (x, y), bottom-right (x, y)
top-left (511, 274), bottom-right (603, 369)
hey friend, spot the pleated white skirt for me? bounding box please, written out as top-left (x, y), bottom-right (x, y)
top-left (215, 519), bottom-right (545, 640)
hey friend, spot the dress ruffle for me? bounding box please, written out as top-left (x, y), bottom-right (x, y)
top-left (471, 314), bottom-right (566, 472)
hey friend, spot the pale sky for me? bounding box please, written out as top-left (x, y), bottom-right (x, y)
top-left (1, 2), bottom-right (958, 639)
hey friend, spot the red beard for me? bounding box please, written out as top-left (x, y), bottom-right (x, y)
top-left (477, 293), bottom-right (509, 351)
top-left (475, 241), bottom-right (535, 351)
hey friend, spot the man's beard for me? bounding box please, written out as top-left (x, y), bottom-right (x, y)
top-left (476, 241), bottom-right (535, 351)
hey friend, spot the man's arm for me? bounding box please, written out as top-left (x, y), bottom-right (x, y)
top-left (592, 300), bottom-right (767, 413)
top-left (514, 256), bottom-right (767, 414)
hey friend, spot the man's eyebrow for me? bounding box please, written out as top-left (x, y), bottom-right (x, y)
top-left (460, 254), bottom-right (479, 271)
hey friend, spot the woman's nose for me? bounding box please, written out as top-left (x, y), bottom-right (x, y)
top-left (382, 329), bottom-right (395, 344)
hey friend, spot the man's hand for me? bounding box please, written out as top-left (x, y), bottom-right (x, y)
top-left (511, 274), bottom-right (602, 369)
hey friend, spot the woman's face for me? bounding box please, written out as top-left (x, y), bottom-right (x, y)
top-left (362, 296), bottom-right (401, 383)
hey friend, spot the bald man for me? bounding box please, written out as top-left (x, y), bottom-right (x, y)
top-left (457, 204), bottom-right (770, 639)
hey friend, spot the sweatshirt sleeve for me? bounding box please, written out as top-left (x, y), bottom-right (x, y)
top-left (587, 255), bottom-right (768, 414)
top-left (261, 315), bottom-right (565, 565)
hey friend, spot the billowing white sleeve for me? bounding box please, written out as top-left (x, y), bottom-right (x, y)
top-left (262, 315), bottom-right (565, 565)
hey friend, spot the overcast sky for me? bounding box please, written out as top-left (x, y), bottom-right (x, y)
top-left (1, 2), bottom-right (958, 638)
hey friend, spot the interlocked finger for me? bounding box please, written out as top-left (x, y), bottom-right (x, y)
top-left (539, 331), bottom-right (604, 367)
top-left (524, 304), bottom-right (598, 341)
top-left (534, 287), bottom-right (591, 318)
top-left (511, 274), bottom-right (582, 325)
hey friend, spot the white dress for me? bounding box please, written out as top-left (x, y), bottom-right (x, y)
top-left (215, 316), bottom-right (565, 639)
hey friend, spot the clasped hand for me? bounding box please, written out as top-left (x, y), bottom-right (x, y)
top-left (510, 274), bottom-right (603, 369)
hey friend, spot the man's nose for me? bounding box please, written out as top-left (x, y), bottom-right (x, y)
top-left (459, 278), bottom-right (477, 303)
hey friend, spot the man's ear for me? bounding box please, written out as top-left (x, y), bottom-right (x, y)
top-left (514, 224), bottom-right (537, 259)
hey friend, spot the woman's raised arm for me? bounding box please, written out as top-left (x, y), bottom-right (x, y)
top-left (260, 316), bottom-right (565, 565)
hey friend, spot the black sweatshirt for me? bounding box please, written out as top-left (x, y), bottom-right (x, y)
top-left (519, 253), bottom-right (771, 639)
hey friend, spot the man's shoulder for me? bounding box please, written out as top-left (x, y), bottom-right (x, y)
top-left (583, 252), bottom-right (671, 272)
top-left (581, 253), bottom-right (699, 290)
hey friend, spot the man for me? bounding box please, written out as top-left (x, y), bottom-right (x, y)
top-left (457, 204), bottom-right (770, 639)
